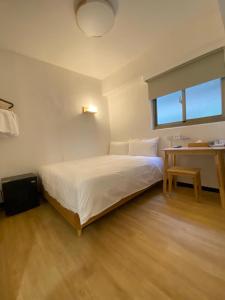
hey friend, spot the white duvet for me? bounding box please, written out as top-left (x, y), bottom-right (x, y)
top-left (39, 155), bottom-right (163, 225)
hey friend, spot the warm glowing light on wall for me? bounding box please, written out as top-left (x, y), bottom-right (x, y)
top-left (82, 105), bottom-right (98, 113)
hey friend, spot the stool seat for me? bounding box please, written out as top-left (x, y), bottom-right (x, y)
top-left (167, 166), bottom-right (200, 176)
top-left (167, 166), bottom-right (201, 201)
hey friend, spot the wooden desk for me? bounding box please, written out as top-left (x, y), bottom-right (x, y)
top-left (161, 147), bottom-right (225, 208)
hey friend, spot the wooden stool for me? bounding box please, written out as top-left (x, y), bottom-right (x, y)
top-left (167, 166), bottom-right (201, 201)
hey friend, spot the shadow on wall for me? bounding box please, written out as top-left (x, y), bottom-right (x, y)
top-left (59, 111), bottom-right (109, 161)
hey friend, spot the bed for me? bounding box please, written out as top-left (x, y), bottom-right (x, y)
top-left (39, 155), bottom-right (163, 235)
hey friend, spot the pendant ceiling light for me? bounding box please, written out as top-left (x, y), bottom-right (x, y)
top-left (76, 0), bottom-right (115, 37)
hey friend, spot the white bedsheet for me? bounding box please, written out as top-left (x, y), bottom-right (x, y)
top-left (39, 155), bottom-right (163, 225)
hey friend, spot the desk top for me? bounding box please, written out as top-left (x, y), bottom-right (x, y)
top-left (161, 146), bottom-right (225, 152)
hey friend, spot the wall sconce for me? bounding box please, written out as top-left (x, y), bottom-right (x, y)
top-left (82, 105), bottom-right (98, 114)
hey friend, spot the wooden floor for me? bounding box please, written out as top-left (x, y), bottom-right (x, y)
top-left (1, 184), bottom-right (225, 300)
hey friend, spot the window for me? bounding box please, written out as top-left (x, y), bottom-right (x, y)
top-left (153, 78), bottom-right (224, 129)
top-left (156, 90), bottom-right (183, 125)
top-left (186, 79), bottom-right (222, 120)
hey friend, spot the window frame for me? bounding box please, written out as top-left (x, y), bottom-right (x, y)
top-left (152, 78), bottom-right (225, 129)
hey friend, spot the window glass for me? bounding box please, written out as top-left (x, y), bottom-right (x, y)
top-left (156, 90), bottom-right (183, 125)
top-left (186, 79), bottom-right (222, 120)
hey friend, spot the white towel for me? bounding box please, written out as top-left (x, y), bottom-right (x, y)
top-left (0, 109), bottom-right (19, 136)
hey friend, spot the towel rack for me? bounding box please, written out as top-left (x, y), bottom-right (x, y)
top-left (0, 98), bottom-right (14, 110)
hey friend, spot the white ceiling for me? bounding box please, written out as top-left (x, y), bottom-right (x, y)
top-left (0, 0), bottom-right (223, 79)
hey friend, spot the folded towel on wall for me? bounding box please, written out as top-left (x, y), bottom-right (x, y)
top-left (0, 109), bottom-right (19, 136)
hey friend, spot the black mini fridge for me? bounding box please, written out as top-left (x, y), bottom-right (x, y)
top-left (1, 173), bottom-right (39, 216)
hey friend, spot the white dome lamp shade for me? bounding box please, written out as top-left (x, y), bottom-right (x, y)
top-left (76, 0), bottom-right (115, 37)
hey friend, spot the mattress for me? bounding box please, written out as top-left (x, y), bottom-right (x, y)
top-left (39, 155), bottom-right (163, 225)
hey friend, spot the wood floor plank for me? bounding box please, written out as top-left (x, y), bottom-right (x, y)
top-left (1, 185), bottom-right (225, 300)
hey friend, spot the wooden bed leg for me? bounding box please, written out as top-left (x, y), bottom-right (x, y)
top-left (77, 229), bottom-right (82, 237)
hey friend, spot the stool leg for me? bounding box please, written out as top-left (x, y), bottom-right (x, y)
top-left (174, 175), bottom-right (177, 189)
top-left (198, 174), bottom-right (202, 193)
top-left (194, 176), bottom-right (199, 201)
top-left (168, 174), bottom-right (173, 194)
top-left (198, 173), bottom-right (201, 201)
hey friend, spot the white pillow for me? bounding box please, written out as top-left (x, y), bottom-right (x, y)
top-left (128, 137), bottom-right (159, 157)
top-left (109, 141), bottom-right (129, 155)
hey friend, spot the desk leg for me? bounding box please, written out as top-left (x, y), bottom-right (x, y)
top-left (215, 152), bottom-right (225, 208)
top-left (163, 152), bottom-right (169, 193)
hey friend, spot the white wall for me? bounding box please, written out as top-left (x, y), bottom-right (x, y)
top-left (0, 50), bottom-right (110, 180)
top-left (103, 11), bottom-right (225, 94)
top-left (218, 0), bottom-right (225, 30)
top-left (104, 13), bottom-right (225, 188)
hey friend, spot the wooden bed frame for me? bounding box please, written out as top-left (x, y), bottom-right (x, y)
top-left (43, 183), bottom-right (160, 236)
